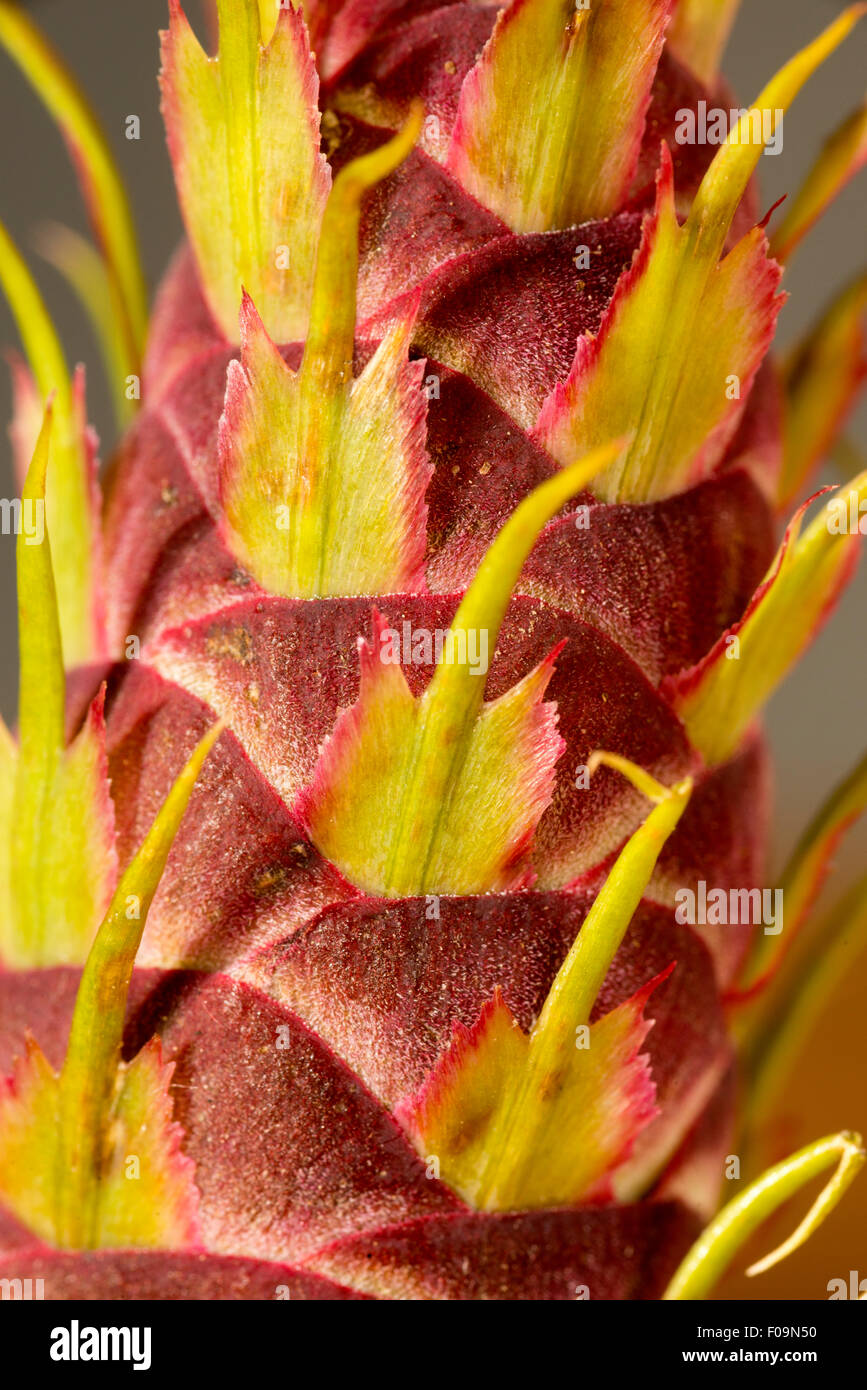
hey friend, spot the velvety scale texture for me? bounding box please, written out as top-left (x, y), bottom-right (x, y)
top-left (1, 0), bottom-right (826, 1299)
top-left (300, 1203), bottom-right (701, 1300)
top-left (0, 965), bottom-right (705, 1297)
top-left (0, 1247), bottom-right (368, 1300)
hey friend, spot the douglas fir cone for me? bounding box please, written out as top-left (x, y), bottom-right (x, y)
top-left (0, 0), bottom-right (866, 1300)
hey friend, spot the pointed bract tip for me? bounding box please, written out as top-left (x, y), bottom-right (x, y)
top-left (771, 100), bottom-right (867, 265)
top-left (301, 433), bottom-right (634, 897)
top-left (668, 475), bottom-right (867, 766)
top-left (21, 402), bottom-right (53, 502)
top-left (664, 1130), bottom-right (866, 1297)
top-left (745, 1132), bottom-right (865, 1278)
top-left (446, 0), bottom-right (673, 230)
top-left (162, 0), bottom-right (329, 341)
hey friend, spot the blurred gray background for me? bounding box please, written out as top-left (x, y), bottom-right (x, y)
top-left (0, 0), bottom-right (864, 1295)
